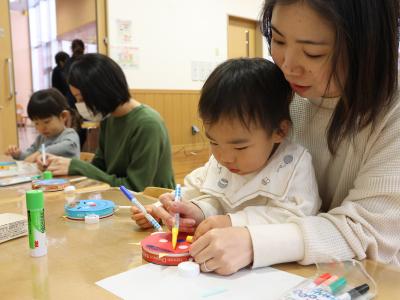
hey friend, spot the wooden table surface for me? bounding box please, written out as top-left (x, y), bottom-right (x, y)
top-left (0, 188), bottom-right (399, 299)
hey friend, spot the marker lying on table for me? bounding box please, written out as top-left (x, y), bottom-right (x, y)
top-left (119, 185), bottom-right (163, 232)
top-left (311, 276), bottom-right (346, 295)
top-left (69, 176), bottom-right (87, 183)
top-left (171, 184), bottom-right (182, 249)
top-left (336, 284), bottom-right (369, 300)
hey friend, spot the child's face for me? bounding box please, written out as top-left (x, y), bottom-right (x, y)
top-left (205, 118), bottom-right (284, 175)
top-left (33, 115), bottom-right (66, 138)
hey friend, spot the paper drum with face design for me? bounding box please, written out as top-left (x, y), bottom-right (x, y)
top-left (141, 232), bottom-right (191, 266)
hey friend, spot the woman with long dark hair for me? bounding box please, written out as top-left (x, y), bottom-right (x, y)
top-left (186, 0), bottom-right (400, 275)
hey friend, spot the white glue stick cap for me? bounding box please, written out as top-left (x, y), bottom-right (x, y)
top-left (64, 185), bottom-right (76, 192)
top-left (85, 214), bottom-right (99, 224)
top-left (178, 261), bottom-right (200, 278)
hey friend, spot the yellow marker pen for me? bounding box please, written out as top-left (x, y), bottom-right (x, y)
top-left (171, 184), bottom-right (182, 249)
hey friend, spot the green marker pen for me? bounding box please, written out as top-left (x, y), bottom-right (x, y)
top-left (26, 190), bottom-right (47, 257)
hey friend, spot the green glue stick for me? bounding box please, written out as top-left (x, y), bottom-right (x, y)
top-left (26, 190), bottom-right (47, 257)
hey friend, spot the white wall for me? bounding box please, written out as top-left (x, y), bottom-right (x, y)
top-left (107, 0), bottom-right (267, 90)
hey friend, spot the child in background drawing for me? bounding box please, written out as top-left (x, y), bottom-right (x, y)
top-left (5, 88), bottom-right (80, 162)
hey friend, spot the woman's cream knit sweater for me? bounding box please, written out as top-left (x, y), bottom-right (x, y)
top-left (249, 94), bottom-right (400, 268)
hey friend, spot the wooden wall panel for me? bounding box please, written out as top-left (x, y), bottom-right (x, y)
top-left (56, 0), bottom-right (96, 36)
top-left (131, 89), bottom-right (207, 151)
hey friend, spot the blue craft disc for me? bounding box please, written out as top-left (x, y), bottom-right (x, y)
top-left (65, 199), bottom-right (115, 220)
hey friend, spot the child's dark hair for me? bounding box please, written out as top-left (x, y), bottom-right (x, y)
top-left (55, 51), bottom-right (69, 66)
top-left (199, 58), bottom-right (292, 135)
top-left (27, 88), bottom-right (70, 120)
top-left (71, 39), bottom-right (85, 57)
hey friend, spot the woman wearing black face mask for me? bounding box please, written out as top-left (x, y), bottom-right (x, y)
top-left (37, 53), bottom-right (175, 192)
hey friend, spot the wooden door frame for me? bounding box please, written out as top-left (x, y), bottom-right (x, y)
top-left (96, 0), bottom-right (108, 55)
top-left (0, 0), bottom-right (18, 152)
top-left (227, 15), bottom-right (263, 58)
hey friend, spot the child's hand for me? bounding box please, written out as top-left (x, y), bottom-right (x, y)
top-left (193, 215), bottom-right (232, 241)
top-left (5, 145), bottom-right (21, 158)
top-left (24, 151), bottom-right (40, 163)
top-left (36, 153), bottom-right (71, 175)
top-left (131, 205), bottom-right (161, 229)
top-left (153, 192), bottom-right (205, 233)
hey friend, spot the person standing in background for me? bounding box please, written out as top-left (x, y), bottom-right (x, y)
top-left (51, 51), bottom-right (70, 97)
top-left (63, 39), bottom-right (86, 146)
top-left (63, 39), bottom-right (85, 109)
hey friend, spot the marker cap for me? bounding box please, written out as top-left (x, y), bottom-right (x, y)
top-left (43, 171), bottom-right (53, 179)
top-left (330, 277), bottom-right (347, 294)
top-left (349, 284), bottom-right (369, 298)
top-left (314, 273), bottom-right (331, 284)
top-left (64, 185), bottom-right (76, 193)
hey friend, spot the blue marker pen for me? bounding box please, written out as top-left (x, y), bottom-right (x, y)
top-left (119, 185), bottom-right (163, 232)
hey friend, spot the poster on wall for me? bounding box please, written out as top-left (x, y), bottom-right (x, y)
top-left (116, 19), bottom-right (133, 44)
top-left (110, 46), bottom-right (139, 68)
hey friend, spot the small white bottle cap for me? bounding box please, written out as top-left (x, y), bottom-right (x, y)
top-left (178, 261), bottom-right (200, 278)
top-left (64, 185), bottom-right (76, 192)
top-left (84, 214), bottom-right (99, 224)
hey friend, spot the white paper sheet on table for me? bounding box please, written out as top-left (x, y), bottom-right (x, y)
top-left (96, 264), bottom-right (304, 300)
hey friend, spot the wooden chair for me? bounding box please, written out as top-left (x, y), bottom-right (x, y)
top-left (142, 186), bottom-right (173, 198)
top-left (135, 186), bottom-right (173, 206)
top-left (80, 152), bottom-right (95, 162)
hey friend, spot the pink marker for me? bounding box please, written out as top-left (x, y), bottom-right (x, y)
top-left (321, 275), bottom-right (339, 287)
top-left (304, 273), bottom-right (332, 290)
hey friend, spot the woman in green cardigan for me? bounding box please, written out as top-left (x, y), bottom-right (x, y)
top-left (38, 53), bottom-right (175, 192)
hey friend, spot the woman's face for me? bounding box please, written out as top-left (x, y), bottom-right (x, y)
top-left (69, 85), bottom-right (83, 102)
top-left (270, 1), bottom-right (343, 99)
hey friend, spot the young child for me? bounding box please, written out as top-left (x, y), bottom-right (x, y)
top-left (5, 88), bottom-right (80, 163)
top-left (132, 58), bottom-right (321, 237)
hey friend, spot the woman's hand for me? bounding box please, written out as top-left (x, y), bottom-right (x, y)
top-left (193, 215), bottom-right (232, 241)
top-left (152, 192), bottom-right (205, 233)
top-left (5, 145), bottom-right (21, 158)
top-left (190, 227), bottom-right (253, 275)
top-left (36, 153), bottom-right (71, 175)
top-left (131, 205), bottom-right (161, 229)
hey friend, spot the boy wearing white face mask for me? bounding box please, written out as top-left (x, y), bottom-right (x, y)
top-left (37, 54), bottom-right (175, 192)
